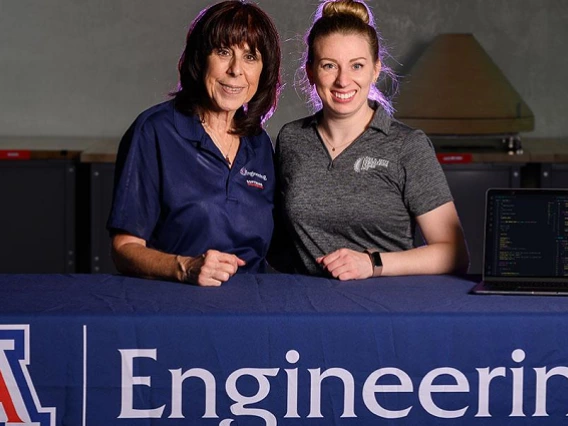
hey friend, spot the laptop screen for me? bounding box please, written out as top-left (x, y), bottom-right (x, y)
top-left (484, 189), bottom-right (568, 279)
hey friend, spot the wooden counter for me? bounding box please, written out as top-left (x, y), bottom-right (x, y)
top-left (432, 136), bottom-right (568, 163)
top-left (523, 137), bottom-right (568, 163)
top-left (80, 138), bottom-right (120, 163)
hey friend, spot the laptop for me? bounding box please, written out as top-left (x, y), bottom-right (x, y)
top-left (471, 188), bottom-right (568, 296)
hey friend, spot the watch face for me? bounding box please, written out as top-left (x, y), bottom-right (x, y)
top-left (371, 252), bottom-right (382, 268)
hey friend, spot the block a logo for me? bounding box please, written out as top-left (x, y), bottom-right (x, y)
top-left (0, 325), bottom-right (55, 426)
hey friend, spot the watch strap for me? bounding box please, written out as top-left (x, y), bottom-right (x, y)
top-left (364, 249), bottom-right (383, 276)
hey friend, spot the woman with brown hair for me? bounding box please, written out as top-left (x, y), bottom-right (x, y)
top-left (108, 1), bottom-right (282, 286)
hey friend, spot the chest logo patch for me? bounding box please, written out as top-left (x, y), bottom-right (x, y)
top-left (354, 156), bottom-right (389, 173)
top-left (240, 167), bottom-right (267, 190)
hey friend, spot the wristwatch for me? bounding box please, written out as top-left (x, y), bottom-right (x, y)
top-left (365, 249), bottom-right (383, 276)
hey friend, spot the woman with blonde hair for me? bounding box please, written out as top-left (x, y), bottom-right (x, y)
top-left (271, 0), bottom-right (469, 280)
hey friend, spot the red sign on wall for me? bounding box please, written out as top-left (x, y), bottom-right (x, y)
top-left (0, 150), bottom-right (31, 160)
top-left (436, 153), bottom-right (473, 164)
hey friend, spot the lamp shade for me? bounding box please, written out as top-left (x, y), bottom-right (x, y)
top-left (394, 33), bottom-right (534, 135)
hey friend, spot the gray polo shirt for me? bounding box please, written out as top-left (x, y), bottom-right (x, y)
top-left (273, 101), bottom-right (453, 276)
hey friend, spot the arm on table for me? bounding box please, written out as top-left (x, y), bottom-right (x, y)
top-left (111, 233), bottom-right (245, 286)
top-left (380, 201), bottom-right (470, 276)
top-left (318, 201), bottom-right (469, 280)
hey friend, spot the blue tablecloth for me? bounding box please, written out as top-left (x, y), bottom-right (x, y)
top-left (1, 273), bottom-right (567, 425)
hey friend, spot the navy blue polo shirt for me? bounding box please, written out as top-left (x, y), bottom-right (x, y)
top-left (107, 100), bottom-right (275, 273)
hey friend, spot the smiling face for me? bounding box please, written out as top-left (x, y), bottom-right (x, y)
top-left (308, 32), bottom-right (380, 120)
top-left (204, 43), bottom-right (263, 115)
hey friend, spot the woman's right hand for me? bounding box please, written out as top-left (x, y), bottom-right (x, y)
top-left (179, 250), bottom-right (246, 286)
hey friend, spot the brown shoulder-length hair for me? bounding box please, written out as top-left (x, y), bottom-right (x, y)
top-left (173, 1), bottom-right (282, 136)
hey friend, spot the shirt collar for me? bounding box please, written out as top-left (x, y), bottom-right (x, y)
top-left (172, 101), bottom-right (262, 157)
top-left (172, 102), bottom-right (208, 145)
top-left (304, 99), bottom-right (392, 136)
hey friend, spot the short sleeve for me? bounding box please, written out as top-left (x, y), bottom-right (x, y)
top-left (400, 130), bottom-right (453, 217)
top-left (106, 120), bottom-right (161, 240)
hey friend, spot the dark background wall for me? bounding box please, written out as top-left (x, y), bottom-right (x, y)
top-left (0, 0), bottom-right (566, 140)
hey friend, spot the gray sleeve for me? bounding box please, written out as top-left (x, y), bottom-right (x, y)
top-left (400, 130), bottom-right (453, 217)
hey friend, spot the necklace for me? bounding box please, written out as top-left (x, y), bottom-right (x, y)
top-left (202, 122), bottom-right (238, 166)
top-left (318, 127), bottom-right (354, 153)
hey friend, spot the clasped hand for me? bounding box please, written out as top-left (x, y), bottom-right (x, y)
top-left (316, 248), bottom-right (373, 280)
top-left (180, 250), bottom-right (245, 286)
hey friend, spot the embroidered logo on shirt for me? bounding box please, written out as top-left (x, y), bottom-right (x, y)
top-left (240, 167), bottom-right (267, 189)
top-left (354, 156), bottom-right (389, 173)
top-left (246, 180), bottom-right (264, 189)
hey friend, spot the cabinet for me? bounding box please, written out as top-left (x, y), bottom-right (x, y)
top-left (0, 138), bottom-right (89, 273)
top-left (441, 163), bottom-right (522, 274)
top-left (540, 164), bottom-right (568, 188)
top-left (79, 140), bottom-right (119, 273)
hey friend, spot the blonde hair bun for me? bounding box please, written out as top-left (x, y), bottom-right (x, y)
top-left (321, 0), bottom-right (370, 24)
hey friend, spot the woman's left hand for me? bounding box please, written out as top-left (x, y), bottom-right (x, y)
top-left (181, 249), bottom-right (246, 286)
top-left (316, 248), bottom-right (373, 280)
